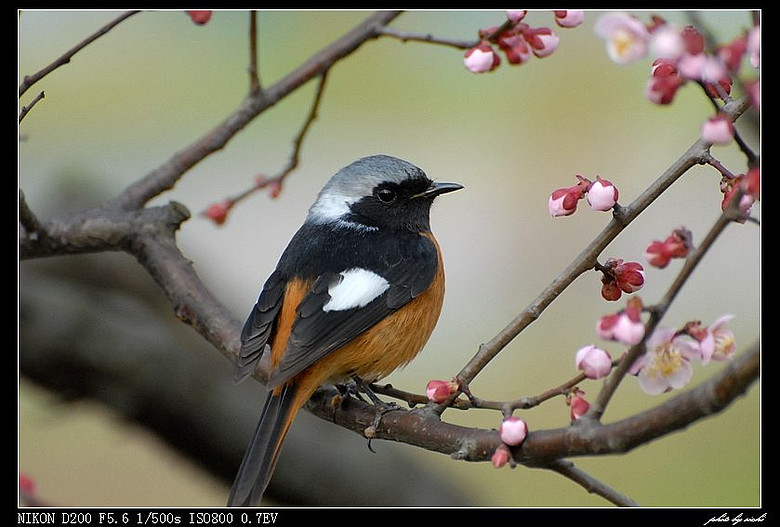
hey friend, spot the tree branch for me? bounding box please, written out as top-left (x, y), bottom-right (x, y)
top-left (19, 10), bottom-right (140, 97)
top-left (108, 10), bottom-right (402, 212)
top-left (451, 95), bottom-right (752, 396)
top-left (306, 342), bottom-right (758, 467)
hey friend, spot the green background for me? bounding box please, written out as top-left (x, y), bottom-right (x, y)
top-left (18, 10), bottom-right (760, 507)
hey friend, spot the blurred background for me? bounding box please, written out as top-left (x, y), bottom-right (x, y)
top-left (18, 10), bottom-right (760, 507)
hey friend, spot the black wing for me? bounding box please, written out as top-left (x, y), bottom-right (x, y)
top-left (234, 270), bottom-right (287, 383)
top-left (265, 233), bottom-right (439, 389)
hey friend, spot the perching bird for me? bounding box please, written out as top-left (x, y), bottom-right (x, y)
top-left (227, 154), bottom-right (462, 506)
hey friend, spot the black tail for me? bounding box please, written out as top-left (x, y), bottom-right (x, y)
top-left (227, 383), bottom-right (301, 506)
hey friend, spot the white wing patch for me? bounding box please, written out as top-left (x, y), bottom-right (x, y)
top-left (322, 268), bottom-right (390, 312)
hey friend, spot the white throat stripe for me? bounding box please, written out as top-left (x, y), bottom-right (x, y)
top-left (322, 268), bottom-right (390, 312)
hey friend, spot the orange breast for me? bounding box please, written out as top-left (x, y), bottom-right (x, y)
top-left (275, 232), bottom-right (446, 403)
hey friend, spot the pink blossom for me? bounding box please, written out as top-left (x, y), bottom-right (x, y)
top-left (464, 44), bottom-right (501, 73)
top-left (587, 176), bottom-right (619, 211)
top-left (629, 327), bottom-right (699, 395)
top-left (499, 416), bottom-right (528, 446)
top-left (594, 12), bottom-right (651, 64)
top-left (681, 26), bottom-right (705, 54)
top-left (575, 345), bottom-right (612, 379)
top-left (688, 315), bottom-right (737, 364)
top-left (554, 10), bottom-right (585, 28)
top-left (426, 379), bottom-right (457, 403)
top-left (701, 114), bottom-right (734, 145)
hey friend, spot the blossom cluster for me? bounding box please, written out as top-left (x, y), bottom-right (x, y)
top-left (548, 174), bottom-right (618, 217)
top-left (599, 258), bottom-right (645, 301)
top-left (594, 12), bottom-right (760, 145)
top-left (464, 10), bottom-right (584, 73)
top-left (588, 298), bottom-right (737, 397)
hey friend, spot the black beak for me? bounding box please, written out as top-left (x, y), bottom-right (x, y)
top-left (415, 181), bottom-right (464, 199)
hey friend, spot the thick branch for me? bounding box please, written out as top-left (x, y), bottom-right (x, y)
top-left (307, 343), bottom-right (758, 466)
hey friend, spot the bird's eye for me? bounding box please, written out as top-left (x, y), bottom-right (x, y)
top-left (375, 188), bottom-right (397, 203)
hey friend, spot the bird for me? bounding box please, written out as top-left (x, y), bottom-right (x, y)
top-left (227, 154), bottom-right (462, 507)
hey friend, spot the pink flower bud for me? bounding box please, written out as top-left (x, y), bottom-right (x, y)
top-left (186, 10), bottom-right (212, 25)
top-left (587, 176), bottom-right (619, 211)
top-left (681, 25), bottom-right (704, 55)
top-left (499, 416), bottom-right (528, 446)
top-left (645, 229), bottom-right (691, 268)
top-left (19, 473), bottom-right (36, 497)
top-left (701, 114), bottom-right (734, 145)
top-left (743, 167), bottom-right (760, 200)
top-left (612, 306), bottom-right (645, 346)
top-left (491, 444), bottom-right (512, 468)
top-left (426, 379), bottom-right (457, 403)
top-left (612, 259), bottom-right (645, 293)
top-left (717, 35), bottom-right (747, 72)
top-left (645, 74), bottom-right (684, 105)
top-left (575, 345), bottom-right (612, 379)
top-left (204, 200), bottom-right (232, 225)
top-left (548, 175), bottom-right (589, 217)
top-left (506, 10), bottom-right (527, 23)
top-left (677, 52), bottom-right (708, 80)
top-left (554, 10), bottom-right (585, 28)
top-left (650, 25), bottom-right (685, 59)
top-left (597, 302), bottom-right (645, 346)
top-left (497, 34), bottom-right (532, 65)
top-left (524, 27), bottom-right (560, 58)
top-left (569, 393), bottom-right (590, 421)
top-left (464, 44), bottom-right (501, 73)
top-left (651, 58), bottom-right (679, 78)
top-left (600, 278), bottom-right (623, 301)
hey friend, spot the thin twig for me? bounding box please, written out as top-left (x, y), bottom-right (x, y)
top-left (110, 11), bottom-right (402, 212)
top-left (546, 459), bottom-right (640, 507)
top-left (208, 71), bottom-right (330, 214)
top-left (19, 10), bottom-right (140, 97)
top-left (18, 90), bottom-right (45, 123)
top-left (248, 11), bottom-right (261, 94)
top-left (377, 26), bottom-right (477, 49)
